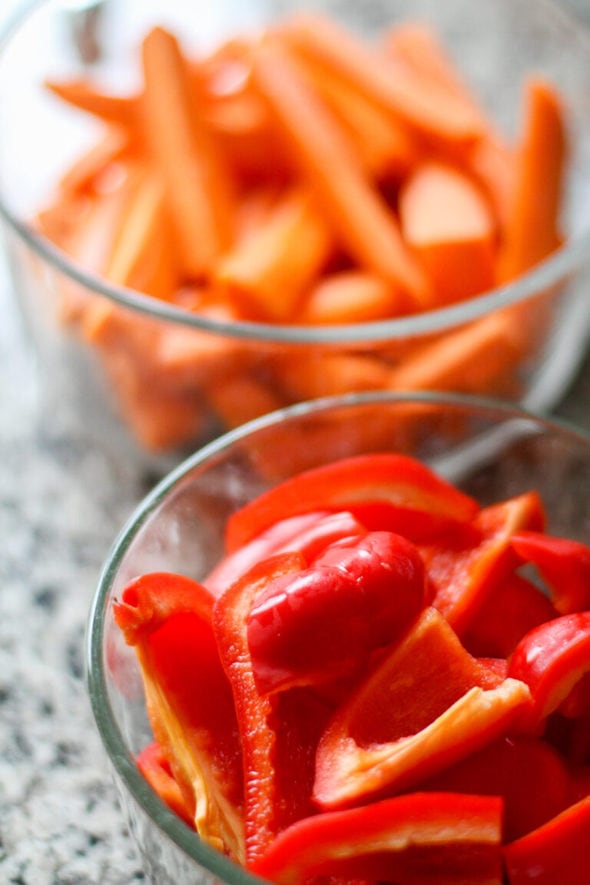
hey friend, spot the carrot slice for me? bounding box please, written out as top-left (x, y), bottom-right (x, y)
top-left (214, 187), bottom-right (333, 321)
top-left (293, 50), bottom-right (418, 178)
top-left (45, 78), bottom-right (137, 129)
top-left (498, 77), bottom-right (567, 283)
top-left (387, 311), bottom-right (524, 395)
top-left (399, 161), bottom-right (496, 306)
top-left (250, 37), bottom-right (430, 307)
top-left (282, 12), bottom-right (486, 146)
top-left (298, 271), bottom-right (407, 324)
top-left (105, 168), bottom-right (178, 300)
top-left (140, 26), bottom-right (235, 279)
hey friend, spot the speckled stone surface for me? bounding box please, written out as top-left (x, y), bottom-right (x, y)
top-left (1, 1), bottom-right (590, 883)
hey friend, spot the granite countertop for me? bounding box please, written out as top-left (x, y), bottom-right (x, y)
top-left (1, 1), bottom-right (590, 883)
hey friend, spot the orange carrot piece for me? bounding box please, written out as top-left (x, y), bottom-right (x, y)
top-left (497, 77), bottom-right (567, 283)
top-left (276, 351), bottom-right (391, 401)
top-left (214, 187), bottom-right (333, 321)
top-left (297, 270), bottom-right (407, 324)
top-left (206, 373), bottom-right (285, 430)
top-left (293, 51), bottom-right (418, 179)
top-left (105, 169), bottom-right (178, 300)
top-left (45, 78), bottom-right (137, 129)
top-left (250, 38), bottom-right (430, 307)
top-left (399, 160), bottom-right (497, 306)
top-left (140, 26), bottom-right (235, 278)
top-left (382, 22), bottom-right (514, 228)
top-left (387, 311), bottom-right (523, 395)
top-left (58, 128), bottom-right (132, 196)
top-left (282, 12), bottom-right (486, 146)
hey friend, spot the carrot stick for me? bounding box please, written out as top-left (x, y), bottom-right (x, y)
top-left (58, 128), bottom-right (132, 196)
top-left (497, 77), bottom-right (567, 283)
top-left (297, 270), bottom-right (408, 324)
top-left (276, 351), bottom-right (391, 401)
top-left (398, 160), bottom-right (496, 306)
top-left (214, 187), bottom-right (333, 321)
top-left (250, 38), bottom-right (430, 307)
top-left (105, 168), bottom-right (178, 300)
top-left (281, 12), bottom-right (486, 146)
top-left (45, 78), bottom-right (137, 129)
top-left (293, 51), bottom-right (418, 178)
top-left (387, 311), bottom-right (523, 394)
top-left (140, 26), bottom-right (235, 279)
top-left (206, 373), bottom-right (285, 430)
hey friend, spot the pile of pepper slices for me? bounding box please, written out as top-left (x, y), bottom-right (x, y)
top-left (113, 453), bottom-right (590, 884)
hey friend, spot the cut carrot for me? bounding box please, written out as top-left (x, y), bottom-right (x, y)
top-left (387, 310), bottom-right (524, 395)
top-left (276, 351), bottom-right (391, 401)
top-left (399, 160), bottom-right (497, 306)
top-left (45, 78), bottom-right (137, 129)
top-left (497, 77), bottom-right (567, 283)
top-left (206, 373), bottom-right (284, 430)
top-left (293, 50), bottom-right (418, 178)
top-left (250, 37), bottom-right (430, 307)
top-left (105, 168), bottom-right (178, 301)
top-left (282, 12), bottom-right (486, 146)
top-left (467, 136), bottom-right (514, 231)
top-left (297, 270), bottom-right (407, 324)
top-left (214, 187), bottom-right (333, 321)
top-left (58, 128), bottom-right (132, 197)
top-left (140, 26), bottom-right (235, 278)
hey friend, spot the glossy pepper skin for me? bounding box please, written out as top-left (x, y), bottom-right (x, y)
top-left (251, 792), bottom-right (504, 885)
top-left (511, 531), bottom-right (590, 614)
top-left (247, 530), bottom-right (427, 695)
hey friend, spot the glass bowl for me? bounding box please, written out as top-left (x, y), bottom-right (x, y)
top-left (87, 390), bottom-right (590, 884)
top-left (1, 0), bottom-right (590, 468)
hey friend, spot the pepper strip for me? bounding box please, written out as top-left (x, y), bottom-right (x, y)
top-left (314, 607), bottom-right (532, 809)
top-left (511, 530), bottom-right (590, 614)
top-left (251, 792), bottom-right (503, 885)
top-left (225, 453), bottom-right (479, 552)
top-left (503, 795), bottom-right (590, 885)
top-left (213, 552), bottom-right (327, 863)
top-left (114, 573), bottom-right (244, 859)
top-left (508, 612), bottom-right (590, 727)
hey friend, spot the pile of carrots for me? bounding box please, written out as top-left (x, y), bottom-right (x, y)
top-left (37, 12), bottom-right (567, 451)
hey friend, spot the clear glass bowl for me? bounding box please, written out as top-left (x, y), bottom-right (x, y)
top-left (87, 390), bottom-right (590, 884)
top-left (1, 0), bottom-right (590, 467)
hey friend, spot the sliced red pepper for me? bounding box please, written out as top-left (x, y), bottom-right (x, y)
top-left (250, 792), bottom-right (504, 885)
top-left (461, 573), bottom-right (558, 659)
top-left (225, 453), bottom-right (479, 553)
top-left (511, 530), bottom-right (590, 614)
top-left (114, 573), bottom-right (245, 860)
top-left (508, 612), bottom-right (590, 728)
top-left (503, 795), bottom-right (590, 885)
top-left (212, 552), bottom-right (333, 863)
top-left (205, 509), bottom-right (367, 597)
top-left (136, 741), bottom-right (194, 828)
top-left (425, 491), bottom-right (546, 635)
top-left (313, 606), bottom-right (532, 810)
top-left (247, 531), bottom-right (427, 695)
top-left (419, 736), bottom-right (571, 842)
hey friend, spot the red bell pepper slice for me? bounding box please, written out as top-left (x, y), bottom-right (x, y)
top-left (461, 573), bottom-right (558, 659)
top-left (213, 552), bottom-right (334, 863)
top-left (425, 491), bottom-right (546, 635)
top-left (511, 530), bottom-right (590, 614)
top-left (508, 612), bottom-right (590, 727)
top-left (225, 453), bottom-right (479, 553)
top-left (419, 735), bottom-right (571, 842)
top-left (247, 531), bottom-right (427, 695)
top-left (114, 573), bottom-right (245, 859)
top-left (503, 795), bottom-right (590, 885)
top-left (250, 792), bottom-right (504, 885)
top-left (205, 509), bottom-right (367, 597)
top-left (313, 607), bottom-right (532, 810)
top-left (136, 741), bottom-right (194, 828)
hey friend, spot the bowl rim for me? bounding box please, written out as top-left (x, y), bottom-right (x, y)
top-left (86, 389), bottom-right (590, 882)
top-left (2, 0), bottom-right (590, 345)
